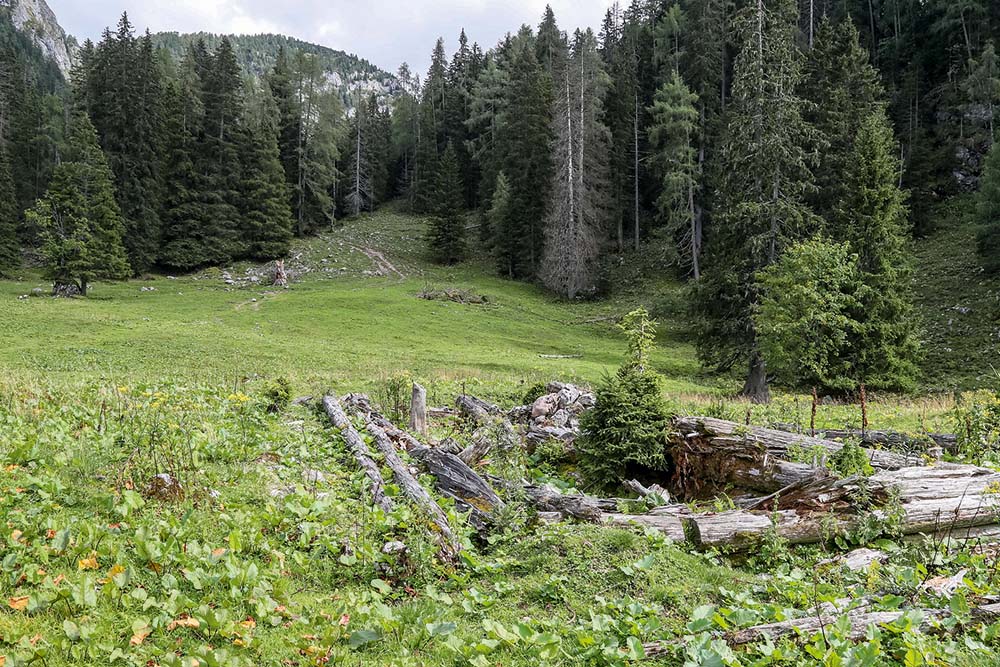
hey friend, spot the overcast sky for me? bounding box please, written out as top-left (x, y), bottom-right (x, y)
top-left (48, 0), bottom-right (617, 74)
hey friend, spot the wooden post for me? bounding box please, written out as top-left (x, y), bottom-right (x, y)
top-left (811, 387), bottom-right (818, 437)
top-left (410, 382), bottom-right (428, 436)
top-left (860, 383), bottom-right (869, 436)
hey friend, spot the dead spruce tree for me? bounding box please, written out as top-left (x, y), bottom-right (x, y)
top-left (542, 29), bottom-right (610, 299)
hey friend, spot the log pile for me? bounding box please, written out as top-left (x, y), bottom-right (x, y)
top-left (508, 382), bottom-right (595, 449)
top-left (323, 388), bottom-right (1000, 556)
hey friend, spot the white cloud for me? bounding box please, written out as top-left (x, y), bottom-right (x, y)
top-left (49, 0), bottom-right (618, 72)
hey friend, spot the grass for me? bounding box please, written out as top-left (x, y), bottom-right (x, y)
top-left (2, 206), bottom-right (1000, 665)
top-left (0, 208), bottom-right (706, 398)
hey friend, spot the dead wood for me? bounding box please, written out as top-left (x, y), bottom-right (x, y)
top-left (321, 395), bottom-right (393, 514)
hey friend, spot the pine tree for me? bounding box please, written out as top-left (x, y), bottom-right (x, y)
top-left (496, 38), bottom-right (552, 279)
top-left (292, 52), bottom-right (342, 234)
top-left (159, 52), bottom-right (212, 270)
top-left (0, 145), bottom-right (18, 276)
top-left (240, 83), bottom-right (294, 260)
top-left (87, 15), bottom-right (164, 274)
top-left (964, 41), bottom-right (1000, 141)
top-left (426, 142), bottom-right (466, 264)
top-left (537, 5), bottom-right (568, 76)
top-left (696, 0), bottom-right (818, 403)
top-left (484, 170), bottom-right (511, 247)
top-left (977, 140), bottom-right (1000, 272)
top-left (268, 46), bottom-right (303, 205)
top-left (413, 39), bottom-right (450, 213)
top-left (27, 112), bottom-right (130, 295)
top-left (199, 37), bottom-right (244, 262)
top-left (648, 70), bottom-right (701, 278)
top-left (801, 17), bottom-right (883, 226)
top-left (542, 29), bottom-right (611, 299)
top-left (344, 91), bottom-right (374, 216)
top-left (466, 55), bottom-right (509, 210)
top-left (836, 108), bottom-right (919, 390)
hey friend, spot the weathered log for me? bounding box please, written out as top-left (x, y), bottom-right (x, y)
top-left (364, 421), bottom-right (461, 559)
top-left (669, 416), bottom-right (921, 500)
top-left (603, 511), bottom-right (688, 542)
top-left (642, 603), bottom-right (1000, 657)
top-left (321, 395), bottom-right (393, 514)
top-left (624, 479), bottom-right (670, 504)
top-left (409, 383), bottom-right (428, 436)
top-left (521, 485), bottom-right (604, 522)
top-left (456, 394), bottom-right (502, 423)
top-left (682, 492), bottom-right (1000, 551)
top-left (341, 393), bottom-right (504, 529)
top-left (773, 422), bottom-right (957, 454)
top-left (460, 420), bottom-right (521, 466)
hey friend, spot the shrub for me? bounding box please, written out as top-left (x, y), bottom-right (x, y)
top-left (262, 376), bottom-right (292, 413)
top-left (953, 390), bottom-right (1000, 463)
top-left (578, 308), bottom-right (672, 490)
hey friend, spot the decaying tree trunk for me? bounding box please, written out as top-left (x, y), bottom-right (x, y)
top-left (273, 259), bottom-right (288, 288)
top-left (363, 420), bottom-right (462, 558)
top-left (456, 394), bottom-right (503, 423)
top-left (454, 394), bottom-right (521, 467)
top-left (642, 603), bottom-right (1000, 657)
top-left (772, 423), bottom-right (957, 454)
top-left (669, 416), bottom-right (920, 500)
top-left (409, 383), bottom-right (428, 436)
top-left (321, 395), bottom-right (393, 513)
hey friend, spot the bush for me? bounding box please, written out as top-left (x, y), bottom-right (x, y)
top-left (262, 376), bottom-right (292, 413)
top-left (953, 390), bottom-right (1000, 463)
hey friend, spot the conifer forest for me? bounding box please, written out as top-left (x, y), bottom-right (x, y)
top-left (4, 1), bottom-right (1000, 665)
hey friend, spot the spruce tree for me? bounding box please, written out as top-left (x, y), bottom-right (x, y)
top-left (0, 145), bottom-right (18, 276)
top-left (240, 85), bottom-right (295, 261)
top-left (648, 70), bottom-right (701, 278)
top-left (484, 170), bottom-right (511, 247)
top-left (695, 0), bottom-right (818, 402)
top-left (426, 142), bottom-right (466, 264)
top-left (497, 38), bottom-right (552, 279)
top-left (268, 46), bottom-right (302, 204)
top-left (964, 41), bottom-right (1000, 141)
top-left (836, 109), bottom-right (919, 390)
top-left (199, 38), bottom-right (244, 262)
top-left (978, 141), bottom-right (1000, 273)
top-left (801, 17), bottom-right (883, 226)
top-left (542, 29), bottom-right (610, 299)
top-left (159, 54), bottom-right (213, 270)
top-left (27, 112), bottom-right (130, 295)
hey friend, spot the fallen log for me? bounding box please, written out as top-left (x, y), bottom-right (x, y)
top-left (364, 421), bottom-right (462, 559)
top-left (669, 416), bottom-right (921, 500)
top-left (642, 603), bottom-right (1000, 657)
top-left (340, 393), bottom-right (505, 528)
top-left (321, 395), bottom-right (394, 514)
top-left (773, 422), bottom-right (958, 454)
top-left (460, 420), bottom-right (521, 467)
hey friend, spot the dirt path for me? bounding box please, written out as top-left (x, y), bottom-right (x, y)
top-left (354, 245), bottom-right (405, 279)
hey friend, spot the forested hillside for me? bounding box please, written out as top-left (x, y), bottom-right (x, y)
top-left (151, 32), bottom-right (401, 110)
top-left (3, 0), bottom-right (1000, 399)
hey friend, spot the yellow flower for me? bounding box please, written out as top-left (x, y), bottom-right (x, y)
top-left (227, 393), bottom-right (251, 403)
top-left (117, 386), bottom-right (129, 394)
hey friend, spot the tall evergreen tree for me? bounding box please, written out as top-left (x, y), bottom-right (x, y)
top-left (27, 112), bottom-right (130, 295)
top-left (292, 52), bottom-right (341, 234)
top-left (427, 142), bottom-right (466, 264)
top-left (965, 41), bottom-right (1000, 141)
top-left (0, 144), bottom-right (18, 276)
top-left (240, 83), bottom-right (295, 260)
top-left (268, 45), bottom-right (303, 206)
top-left (648, 70), bottom-right (701, 278)
top-left (801, 17), bottom-right (883, 226)
top-left (977, 140), bottom-right (1000, 273)
top-left (496, 35), bottom-right (552, 279)
top-left (542, 29), bottom-right (611, 299)
top-left (87, 14), bottom-right (164, 274)
top-left (696, 0), bottom-right (817, 402)
top-left (835, 108), bottom-right (919, 390)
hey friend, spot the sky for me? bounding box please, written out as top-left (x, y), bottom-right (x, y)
top-left (48, 0), bottom-right (618, 74)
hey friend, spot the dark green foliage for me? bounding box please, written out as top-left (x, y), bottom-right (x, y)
top-left (801, 18), bottom-right (883, 227)
top-left (578, 308), bottom-right (672, 489)
top-left (27, 112), bottom-right (130, 295)
top-left (0, 145), bottom-right (18, 276)
top-left (977, 141), bottom-right (1000, 273)
top-left (496, 38), bottom-right (551, 279)
top-left (695, 0), bottom-right (818, 402)
top-left (426, 142), bottom-right (466, 265)
top-left (484, 171), bottom-right (512, 247)
top-left (830, 439), bottom-right (874, 477)
top-left (836, 109), bottom-right (919, 391)
top-left (240, 86), bottom-right (294, 261)
top-left (262, 376), bottom-right (292, 413)
top-left (87, 15), bottom-right (165, 274)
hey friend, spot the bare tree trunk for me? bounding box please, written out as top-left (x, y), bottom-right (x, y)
top-left (741, 349), bottom-right (770, 404)
top-left (409, 382), bottom-right (427, 436)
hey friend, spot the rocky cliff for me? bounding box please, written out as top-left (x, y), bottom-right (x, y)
top-left (0, 0), bottom-right (75, 77)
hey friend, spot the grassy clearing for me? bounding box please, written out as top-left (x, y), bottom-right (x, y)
top-left (0, 206), bottom-right (978, 434)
